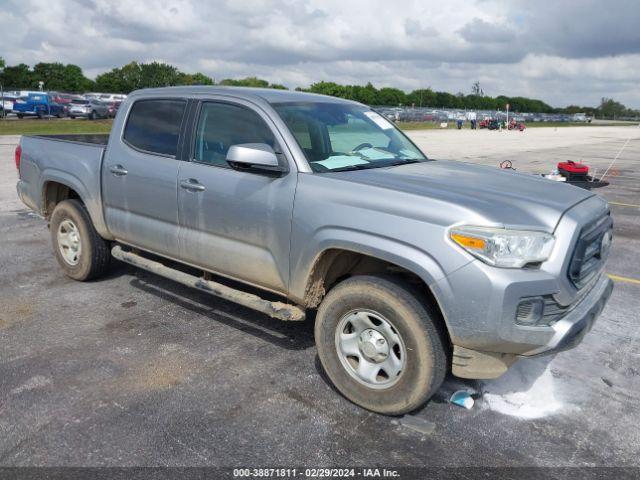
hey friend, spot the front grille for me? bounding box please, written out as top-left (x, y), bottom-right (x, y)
top-left (568, 212), bottom-right (612, 289)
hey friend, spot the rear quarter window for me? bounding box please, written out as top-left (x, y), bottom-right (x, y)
top-left (123, 99), bottom-right (186, 157)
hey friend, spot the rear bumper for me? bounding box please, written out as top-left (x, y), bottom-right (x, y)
top-left (17, 179), bottom-right (37, 212)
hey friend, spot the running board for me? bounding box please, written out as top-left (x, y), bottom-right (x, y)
top-left (111, 245), bottom-right (305, 321)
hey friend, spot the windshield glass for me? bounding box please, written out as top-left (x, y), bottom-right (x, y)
top-left (273, 102), bottom-right (427, 172)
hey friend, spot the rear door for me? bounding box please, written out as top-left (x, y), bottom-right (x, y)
top-left (103, 98), bottom-right (187, 258)
top-left (177, 99), bottom-right (297, 294)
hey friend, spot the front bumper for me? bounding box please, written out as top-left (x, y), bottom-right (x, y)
top-left (431, 195), bottom-right (613, 379)
top-left (523, 274), bottom-right (613, 356)
top-left (450, 274), bottom-right (613, 379)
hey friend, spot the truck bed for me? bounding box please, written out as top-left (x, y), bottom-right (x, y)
top-left (16, 133), bottom-right (111, 238)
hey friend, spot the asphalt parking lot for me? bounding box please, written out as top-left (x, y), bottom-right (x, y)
top-left (0, 126), bottom-right (638, 468)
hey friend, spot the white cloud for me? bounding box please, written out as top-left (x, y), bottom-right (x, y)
top-left (2, 0), bottom-right (639, 107)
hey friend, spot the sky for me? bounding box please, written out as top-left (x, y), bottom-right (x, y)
top-left (2, 0), bottom-right (640, 108)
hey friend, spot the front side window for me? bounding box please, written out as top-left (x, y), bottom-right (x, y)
top-left (273, 102), bottom-right (427, 172)
top-left (123, 99), bottom-right (186, 157)
top-left (193, 102), bottom-right (276, 167)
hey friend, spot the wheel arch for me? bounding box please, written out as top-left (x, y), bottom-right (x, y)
top-left (40, 172), bottom-right (112, 239)
top-left (298, 242), bottom-right (453, 345)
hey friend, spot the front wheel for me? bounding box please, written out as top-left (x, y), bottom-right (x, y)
top-left (50, 199), bottom-right (111, 281)
top-left (315, 275), bottom-right (448, 415)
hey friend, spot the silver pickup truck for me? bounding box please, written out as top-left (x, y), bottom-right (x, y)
top-left (15, 86), bottom-right (613, 414)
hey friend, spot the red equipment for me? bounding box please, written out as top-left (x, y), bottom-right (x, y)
top-left (508, 120), bottom-right (526, 131)
top-left (557, 161), bottom-right (589, 180)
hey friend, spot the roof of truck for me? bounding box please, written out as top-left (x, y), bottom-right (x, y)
top-left (128, 85), bottom-right (358, 105)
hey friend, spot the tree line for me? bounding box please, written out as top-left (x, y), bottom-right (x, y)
top-left (0, 59), bottom-right (286, 95)
top-left (299, 81), bottom-right (556, 113)
top-left (0, 58), bottom-right (637, 118)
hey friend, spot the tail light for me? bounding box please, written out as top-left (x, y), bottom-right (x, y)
top-left (15, 144), bottom-right (22, 171)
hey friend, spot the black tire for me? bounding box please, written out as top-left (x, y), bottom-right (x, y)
top-left (17, 114), bottom-right (24, 119)
top-left (70, 115), bottom-right (76, 119)
top-left (37, 110), bottom-right (44, 119)
top-left (50, 199), bottom-right (110, 281)
top-left (88, 111), bottom-right (96, 120)
top-left (315, 275), bottom-right (448, 415)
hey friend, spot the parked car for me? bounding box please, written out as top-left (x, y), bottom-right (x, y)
top-left (107, 101), bottom-right (122, 118)
top-left (85, 93), bottom-right (127, 103)
top-left (15, 86), bottom-right (614, 415)
top-left (99, 93), bottom-right (127, 103)
top-left (12, 93), bottom-right (68, 118)
top-left (8, 90), bottom-right (41, 98)
top-left (68, 98), bottom-right (110, 119)
top-left (50, 92), bottom-right (75, 105)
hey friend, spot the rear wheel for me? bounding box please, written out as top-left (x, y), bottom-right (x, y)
top-left (88, 111), bottom-right (96, 120)
top-left (50, 199), bottom-right (111, 281)
top-left (315, 275), bottom-right (448, 415)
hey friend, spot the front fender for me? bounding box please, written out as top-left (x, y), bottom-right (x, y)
top-left (291, 224), bottom-right (464, 303)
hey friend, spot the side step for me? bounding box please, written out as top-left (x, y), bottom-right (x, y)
top-left (111, 245), bottom-right (305, 321)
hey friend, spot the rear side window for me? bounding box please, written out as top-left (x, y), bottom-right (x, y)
top-left (123, 99), bottom-right (186, 157)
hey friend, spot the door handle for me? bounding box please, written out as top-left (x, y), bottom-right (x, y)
top-left (109, 165), bottom-right (128, 176)
top-left (180, 179), bottom-right (205, 192)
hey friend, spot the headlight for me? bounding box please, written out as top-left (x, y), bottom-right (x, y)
top-left (449, 226), bottom-right (555, 268)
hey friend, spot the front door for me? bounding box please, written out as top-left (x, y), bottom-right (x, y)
top-left (103, 98), bottom-right (187, 257)
top-left (177, 100), bottom-right (297, 294)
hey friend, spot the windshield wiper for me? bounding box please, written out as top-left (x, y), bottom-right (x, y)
top-left (329, 159), bottom-right (422, 173)
top-left (386, 159), bottom-right (422, 167)
top-left (330, 163), bottom-right (381, 172)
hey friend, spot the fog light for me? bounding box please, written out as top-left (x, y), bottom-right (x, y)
top-left (516, 298), bottom-right (544, 325)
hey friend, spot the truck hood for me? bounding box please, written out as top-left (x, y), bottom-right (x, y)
top-left (329, 160), bottom-right (594, 231)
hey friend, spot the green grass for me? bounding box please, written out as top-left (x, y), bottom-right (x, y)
top-left (0, 118), bottom-right (113, 136)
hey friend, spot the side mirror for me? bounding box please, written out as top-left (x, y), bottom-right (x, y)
top-left (226, 143), bottom-right (286, 175)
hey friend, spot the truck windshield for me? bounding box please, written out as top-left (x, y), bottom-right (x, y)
top-left (273, 102), bottom-right (427, 172)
